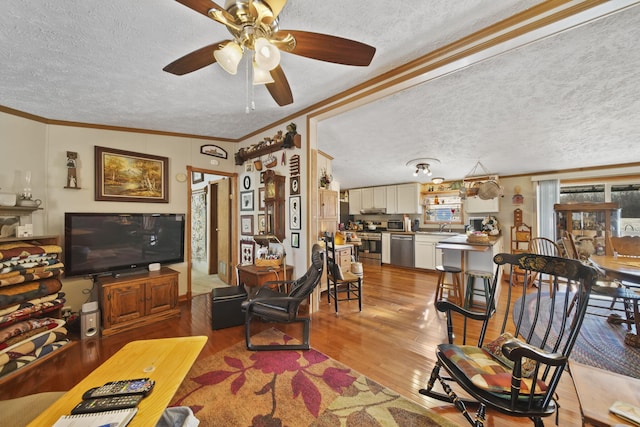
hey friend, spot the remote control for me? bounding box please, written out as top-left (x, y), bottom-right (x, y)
top-left (70, 394), bottom-right (144, 415)
top-left (82, 378), bottom-right (155, 399)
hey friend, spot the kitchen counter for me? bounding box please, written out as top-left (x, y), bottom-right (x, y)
top-left (438, 233), bottom-right (501, 247)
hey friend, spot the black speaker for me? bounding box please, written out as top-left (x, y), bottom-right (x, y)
top-left (80, 301), bottom-right (100, 339)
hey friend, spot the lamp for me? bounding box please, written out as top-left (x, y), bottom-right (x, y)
top-left (406, 158), bottom-right (440, 178)
top-left (214, 41), bottom-right (243, 75)
top-left (252, 61), bottom-right (274, 85)
top-left (412, 163), bottom-right (432, 177)
top-left (431, 177), bottom-right (445, 185)
top-left (253, 37), bottom-right (280, 71)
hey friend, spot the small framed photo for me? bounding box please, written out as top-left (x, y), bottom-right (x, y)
top-left (291, 232), bottom-right (300, 248)
top-left (240, 190), bottom-right (254, 211)
top-left (258, 187), bottom-right (265, 210)
top-left (241, 215), bottom-right (254, 236)
top-left (289, 195), bottom-right (301, 230)
top-left (240, 240), bottom-right (254, 265)
top-left (260, 172), bottom-right (266, 184)
top-left (257, 214), bottom-right (266, 233)
top-left (192, 171), bottom-right (204, 184)
top-left (290, 175), bottom-right (300, 195)
top-left (245, 162), bottom-right (253, 173)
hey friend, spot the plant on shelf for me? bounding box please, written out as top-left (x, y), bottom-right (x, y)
top-left (320, 168), bottom-right (333, 189)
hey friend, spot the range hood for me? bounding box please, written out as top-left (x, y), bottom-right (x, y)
top-left (360, 208), bottom-right (386, 215)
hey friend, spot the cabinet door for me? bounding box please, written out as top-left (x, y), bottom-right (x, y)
top-left (349, 189), bottom-right (362, 215)
top-left (104, 282), bottom-right (145, 327)
top-left (396, 183), bottom-right (421, 214)
top-left (145, 275), bottom-right (178, 315)
top-left (319, 190), bottom-right (338, 219)
top-left (361, 188), bottom-right (374, 210)
top-left (381, 233), bottom-right (391, 264)
top-left (415, 241), bottom-right (435, 270)
top-left (336, 247), bottom-right (352, 273)
top-left (373, 186), bottom-right (386, 209)
top-left (385, 186), bottom-right (397, 214)
top-left (465, 195), bottom-right (499, 213)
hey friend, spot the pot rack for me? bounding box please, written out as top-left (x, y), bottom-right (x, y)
top-left (461, 161), bottom-right (503, 199)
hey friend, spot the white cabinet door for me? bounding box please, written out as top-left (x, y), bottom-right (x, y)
top-left (381, 232), bottom-right (391, 264)
top-left (361, 187), bottom-right (374, 210)
top-left (385, 186), bottom-right (397, 214)
top-left (373, 186), bottom-right (386, 209)
top-left (349, 189), bottom-right (362, 215)
top-left (415, 240), bottom-right (435, 270)
top-left (465, 196), bottom-right (500, 213)
top-left (396, 183), bottom-right (422, 214)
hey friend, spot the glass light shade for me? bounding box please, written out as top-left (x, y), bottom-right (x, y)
top-left (432, 177), bottom-right (445, 184)
top-left (254, 38), bottom-right (280, 71)
top-left (214, 42), bottom-right (243, 75)
top-left (252, 61), bottom-right (274, 85)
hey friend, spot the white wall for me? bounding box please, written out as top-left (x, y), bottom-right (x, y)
top-left (0, 111), bottom-right (236, 311)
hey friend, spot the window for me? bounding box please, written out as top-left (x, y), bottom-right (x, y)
top-left (559, 184), bottom-right (605, 203)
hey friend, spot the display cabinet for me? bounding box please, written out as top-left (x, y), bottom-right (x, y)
top-left (421, 192), bottom-right (463, 224)
top-left (554, 202), bottom-right (621, 256)
top-left (263, 170), bottom-right (286, 241)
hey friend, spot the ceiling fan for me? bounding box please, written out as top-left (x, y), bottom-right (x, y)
top-left (163, 0), bottom-right (376, 106)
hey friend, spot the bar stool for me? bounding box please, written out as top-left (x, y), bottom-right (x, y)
top-left (434, 265), bottom-right (463, 305)
top-left (464, 270), bottom-right (494, 311)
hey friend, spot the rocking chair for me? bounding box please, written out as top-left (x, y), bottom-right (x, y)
top-left (241, 244), bottom-right (324, 351)
top-left (420, 252), bottom-right (597, 426)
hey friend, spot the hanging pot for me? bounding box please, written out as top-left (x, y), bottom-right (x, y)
top-left (253, 158), bottom-right (263, 171)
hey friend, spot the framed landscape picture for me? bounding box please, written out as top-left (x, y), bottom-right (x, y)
top-left (95, 146), bottom-right (168, 203)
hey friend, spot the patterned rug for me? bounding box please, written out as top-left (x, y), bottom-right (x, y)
top-left (171, 328), bottom-right (457, 426)
top-left (516, 292), bottom-right (640, 379)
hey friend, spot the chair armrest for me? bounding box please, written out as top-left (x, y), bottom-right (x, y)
top-left (502, 338), bottom-right (567, 366)
top-left (435, 300), bottom-right (492, 321)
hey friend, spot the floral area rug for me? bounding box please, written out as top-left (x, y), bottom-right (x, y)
top-left (171, 328), bottom-right (457, 426)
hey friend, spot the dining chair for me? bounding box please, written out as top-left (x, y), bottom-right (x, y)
top-left (528, 237), bottom-right (561, 292)
top-left (324, 232), bottom-right (362, 313)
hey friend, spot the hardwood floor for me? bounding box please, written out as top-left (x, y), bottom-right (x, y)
top-left (0, 262), bottom-right (584, 427)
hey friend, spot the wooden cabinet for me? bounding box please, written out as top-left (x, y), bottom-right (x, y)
top-left (385, 186), bottom-right (397, 214)
top-left (415, 234), bottom-right (444, 270)
top-left (99, 268), bottom-right (180, 336)
top-left (335, 245), bottom-right (353, 273)
top-left (465, 195), bottom-right (500, 213)
top-left (319, 189), bottom-right (338, 220)
top-left (348, 189), bottom-right (362, 215)
top-left (554, 202), bottom-right (621, 256)
top-left (396, 183), bottom-right (422, 214)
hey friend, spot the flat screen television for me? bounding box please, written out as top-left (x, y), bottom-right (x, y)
top-left (64, 212), bottom-right (185, 277)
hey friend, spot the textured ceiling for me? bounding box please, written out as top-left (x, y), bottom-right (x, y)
top-left (1, 1), bottom-right (639, 189)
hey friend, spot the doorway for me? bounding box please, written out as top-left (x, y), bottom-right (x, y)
top-left (188, 167), bottom-right (236, 297)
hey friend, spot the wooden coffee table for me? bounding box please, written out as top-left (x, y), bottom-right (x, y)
top-left (27, 335), bottom-right (207, 427)
top-left (571, 361), bottom-right (640, 426)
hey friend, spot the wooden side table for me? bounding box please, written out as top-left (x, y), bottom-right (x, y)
top-left (237, 264), bottom-right (295, 296)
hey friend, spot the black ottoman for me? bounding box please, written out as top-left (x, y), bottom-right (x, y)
top-left (211, 286), bottom-right (247, 330)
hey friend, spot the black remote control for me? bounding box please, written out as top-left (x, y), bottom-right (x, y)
top-left (70, 394), bottom-right (144, 414)
top-left (82, 378), bottom-right (155, 399)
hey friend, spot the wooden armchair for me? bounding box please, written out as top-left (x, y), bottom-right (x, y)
top-left (241, 244), bottom-right (324, 351)
top-left (420, 252), bottom-right (597, 427)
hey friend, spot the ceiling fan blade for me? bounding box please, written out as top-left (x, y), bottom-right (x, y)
top-left (163, 40), bottom-right (229, 75)
top-left (261, 0), bottom-right (288, 23)
top-left (277, 30), bottom-right (375, 66)
top-left (175, 0), bottom-right (235, 23)
top-left (265, 66), bottom-right (293, 106)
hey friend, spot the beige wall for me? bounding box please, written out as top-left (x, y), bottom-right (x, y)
top-left (0, 111), bottom-right (236, 311)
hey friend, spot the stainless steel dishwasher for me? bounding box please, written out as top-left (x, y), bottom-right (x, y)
top-left (390, 234), bottom-right (414, 268)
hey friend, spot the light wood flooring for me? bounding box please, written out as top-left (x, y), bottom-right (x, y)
top-left (0, 261), bottom-right (587, 427)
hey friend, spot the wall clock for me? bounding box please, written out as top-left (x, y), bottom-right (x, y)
top-left (243, 176), bottom-right (251, 190)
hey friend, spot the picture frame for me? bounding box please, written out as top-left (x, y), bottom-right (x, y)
top-left (258, 187), bottom-right (265, 210)
top-left (200, 144), bottom-right (228, 159)
top-left (243, 175), bottom-right (251, 190)
top-left (260, 171), bottom-right (265, 184)
top-left (257, 214), bottom-right (266, 233)
top-left (192, 171), bottom-right (204, 184)
top-left (95, 146), bottom-right (168, 203)
top-left (240, 240), bottom-right (254, 265)
top-left (291, 232), bottom-right (300, 248)
top-left (241, 215), bottom-right (254, 236)
top-left (245, 162), bottom-right (253, 173)
top-left (240, 190), bottom-right (254, 211)
top-left (290, 175), bottom-right (300, 195)
top-left (289, 195), bottom-right (301, 230)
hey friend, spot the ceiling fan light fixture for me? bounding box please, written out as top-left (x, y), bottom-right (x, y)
top-left (254, 37), bottom-right (280, 71)
top-left (252, 61), bottom-right (274, 85)
top-left (214, 42), bottom-right (243, 75)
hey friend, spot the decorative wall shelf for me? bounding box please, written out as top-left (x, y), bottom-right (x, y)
top-left (235, 133), bottom-right (301, 165)
top-left (0, 205), bottom-right (43, 216)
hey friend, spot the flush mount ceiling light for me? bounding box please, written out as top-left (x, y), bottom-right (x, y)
top-left (163, 0), bottom-right (376, 107)
top-left (431, 177), bottom-right (445, 185)
top-left (406, 158), bottom-right (441, 178)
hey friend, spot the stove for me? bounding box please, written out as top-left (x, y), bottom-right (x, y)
top-left (356, 231), bottom-right (382, 264)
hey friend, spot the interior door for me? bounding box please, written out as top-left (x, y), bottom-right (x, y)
top-left (212, 178), bottom-right (232, 284)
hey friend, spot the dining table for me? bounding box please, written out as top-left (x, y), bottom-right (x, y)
top-left (589, 254), bottom-right (640, 348)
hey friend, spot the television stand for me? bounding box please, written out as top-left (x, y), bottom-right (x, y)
top-left (97, 267), bottom-right (180, 336)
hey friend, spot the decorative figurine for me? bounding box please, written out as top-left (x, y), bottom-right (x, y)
top-left (65, 151), bottom-right (79, 188)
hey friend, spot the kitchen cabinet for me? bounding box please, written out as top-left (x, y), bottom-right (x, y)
top-left (361, 187), bottom-right (374, 210)
top-left (319, 189), bottom-right (338, 220)
top-left (348, 189), bottom-right (362, 215)
top-left (464, 195), bottom-right (500, 213)
top-left (99, 267), bottom-right (180, 336)
top-left (415, 234), bottom-right (444, 270)
top-left (385, 186), bottom-right (397, 214)
top-left (381, 232), bottom-right (391, 264)
top-left (396, 183), bottom-right (422, 214)
top-left (373, 186), bottom-right (386, 209)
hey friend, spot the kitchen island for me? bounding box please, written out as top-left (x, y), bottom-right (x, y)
top-left (437, 233), bottom-right (504, 308)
